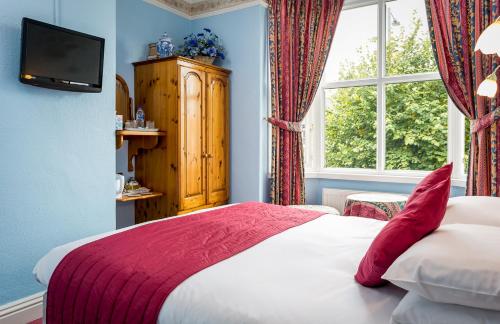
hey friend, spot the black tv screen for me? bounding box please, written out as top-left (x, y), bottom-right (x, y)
top-left (20, 18), bottom-right (105, 93)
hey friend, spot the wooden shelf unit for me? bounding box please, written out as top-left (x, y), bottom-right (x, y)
top-left (115, 76), bottom-right (165, 205)
top-left (116, 192), bottom-right (163, 202)
top-left (116, 130), bottom-right (166, 171)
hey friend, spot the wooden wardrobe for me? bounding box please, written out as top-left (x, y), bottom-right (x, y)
top-left (133, 56), bottom-right (230, 223)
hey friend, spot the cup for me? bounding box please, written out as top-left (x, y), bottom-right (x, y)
top-left (146, 121), bottom-right (155, 129)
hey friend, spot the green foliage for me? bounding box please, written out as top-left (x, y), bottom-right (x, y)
top-left (325, 87), bottom-right (377, 168)
top-left (385, 81), bottom-right (448, 170)
top-left (325, 15), bottom-right (448, 171)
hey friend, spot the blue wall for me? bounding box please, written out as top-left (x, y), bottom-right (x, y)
top-left (0, 0), bottom-right (116, 305)
top-left (115, 0), bottom-right (191, 228)
top-left (305, 178), bottom-right (466, 205)
top-left (192, 5), bottom-right (269, 203)
top-left (116, 0), bottom-right (190, 94)
top-left (116, 4), bottom-right (268, 228)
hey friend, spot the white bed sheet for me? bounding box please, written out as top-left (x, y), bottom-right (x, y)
top-left (34, 206), bottom-right (405, 324)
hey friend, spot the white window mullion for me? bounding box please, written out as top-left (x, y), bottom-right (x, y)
top-left (323, 78), bottom-right (378, 89)
top-left (447, 97), bottom-right (454, 166)
top-left (376, 0), bottom-right (386, 173)
top-left (381, 72), bottom-right (441, 84)
top-left (378, 84), bottom-right (386, 173)
top-left (319, 88), bottom-right (326, 170)
top-left (448, 98), bottom-right (466, 178)
top-left (323, 72), bottom-right (441, 91)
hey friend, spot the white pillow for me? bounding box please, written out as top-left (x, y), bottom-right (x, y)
top-left (442, 196), bottom-right (500, 226)
top-left (383, 224), bottom-right (500, 311)
top-left (391, 292), bottom-right (500, 324)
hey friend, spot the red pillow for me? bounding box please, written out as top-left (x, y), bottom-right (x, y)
top-left (406, 163), bottom-right (453, 202)
top-left (354, 163), bottom-right (452, 287)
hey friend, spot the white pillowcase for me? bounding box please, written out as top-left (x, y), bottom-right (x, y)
top-left (391, 292), bottom-right (500, 324)
top-left (383, 224), bottom-right (500, 311)
top-left (443, 196), bottom-right (500, 227)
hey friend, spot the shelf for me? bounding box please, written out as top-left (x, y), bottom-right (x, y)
top-left (116, 130), bottom-right (166, 149)
top-left (116, 130), bottom-right (166, 171)
top-left (116, 130), bottom-right (166, 137)
top-left (116, 192), bottom-right (163, 202)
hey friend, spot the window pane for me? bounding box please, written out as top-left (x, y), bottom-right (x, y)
top-left (324, 86), bottom-right (377, 169)
top-left (386, 0), bottom-right (437, 75)
top-left (385, 81), bottom-right (448, 171)
top-left (322, 5), bottom-right (378, 82)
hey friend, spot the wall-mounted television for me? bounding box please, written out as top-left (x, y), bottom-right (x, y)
top-left (20, 18), bottom-right (105, 93)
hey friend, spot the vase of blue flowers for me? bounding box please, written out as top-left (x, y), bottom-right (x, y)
top-left (178, 28), bottom-right (225, 65)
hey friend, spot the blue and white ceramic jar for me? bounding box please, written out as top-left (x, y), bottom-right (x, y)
top-left (156, 33), bottom-right (174, 58)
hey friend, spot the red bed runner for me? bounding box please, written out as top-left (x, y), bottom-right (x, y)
top-left (46, 202), bottom-right (326, 324)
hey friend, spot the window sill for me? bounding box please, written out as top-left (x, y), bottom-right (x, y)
top-left (305, 170), bottom-right (466, 187)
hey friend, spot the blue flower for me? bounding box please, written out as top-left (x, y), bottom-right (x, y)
top-left (179, 28), bottom-right (225, 60)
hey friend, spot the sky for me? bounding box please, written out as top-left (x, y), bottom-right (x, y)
top-left (322, 0), bottom-right (430, 83)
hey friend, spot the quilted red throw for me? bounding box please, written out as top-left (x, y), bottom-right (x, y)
top-left (46, 202), bottom-right (326, 324)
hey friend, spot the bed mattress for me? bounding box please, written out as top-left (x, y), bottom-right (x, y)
top-left (34, 206), bottom-right (405, 324)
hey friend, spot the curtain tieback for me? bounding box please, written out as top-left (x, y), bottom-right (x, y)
top-left (471, 108), bottom-right (500, 133)
top-left (266, 117), bottom-right (303, 132)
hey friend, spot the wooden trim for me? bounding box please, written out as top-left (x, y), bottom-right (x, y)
top-left (133, 56), bottom-right (231, 74)
top-left (116, 74), bottom-right (130, 96)
top-left (116, 74), bottom-right (132, 121)
top-left (176, 201), bottom-right (228, 215)
top-left (116, 192), bottom-right (163, 202)
top-left (0, 292), bottom-right (44, 324)
top-left (116, 130), bottom-right (166, 137)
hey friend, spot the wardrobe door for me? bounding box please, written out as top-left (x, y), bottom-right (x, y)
top-left (179, 66), bottom-right (207, 210)
top-left (206, 72), bottom-right (230, 204)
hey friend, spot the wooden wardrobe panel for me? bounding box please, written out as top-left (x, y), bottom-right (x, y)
top-left (134, 61), bottom-right (179, 222)
top-left (179, 66), bottom-right (207, 210)
top-left (206, 72), bottom-right (230, 204)
top-left (132, 57), bottom-right (230, 222)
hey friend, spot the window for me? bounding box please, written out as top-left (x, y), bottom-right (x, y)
top-left (303, 0), bottom-right (467, 184)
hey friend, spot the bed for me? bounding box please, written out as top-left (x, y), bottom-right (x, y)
top-left (34, 204), bottom-right (405, 324)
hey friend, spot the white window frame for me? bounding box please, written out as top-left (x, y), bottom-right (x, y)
top-left (303, 0), bottom-right (467, 187)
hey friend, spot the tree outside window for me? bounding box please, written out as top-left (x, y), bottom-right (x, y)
top-left (311, 0), bottom-right (467, 176)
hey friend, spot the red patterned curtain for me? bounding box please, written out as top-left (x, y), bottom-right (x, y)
top-left (426, 0), bottom-right (500, 196)
top-left (268, 0), bottom-right (343, 205)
